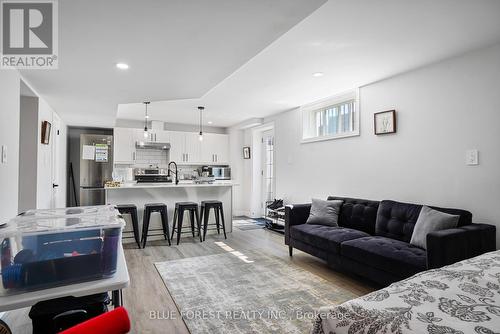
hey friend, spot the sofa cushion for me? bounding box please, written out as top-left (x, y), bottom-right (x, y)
top-left (327, 197), bottom-right (379, 235)
top-left (375, 200), bottom-right (473, 243)
top-left (306, 198), bottom-right (343, 226)
top-left (410, 206), bottom-right (459, 249)
top-left (341, 236), bottom-right (426, 277)
top-left (290, 224), bottom-right (370, 254)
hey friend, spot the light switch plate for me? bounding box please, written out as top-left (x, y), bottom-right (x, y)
top-left (466, 149), bottom-right (479, 165)
top-left (1, 145), bottom-right (6, 164)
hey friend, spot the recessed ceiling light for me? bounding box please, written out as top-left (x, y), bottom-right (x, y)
top-left (116, 63), bottom-right (129, 70)
top-left (208, 121), bottom-right (213, 125)
top-left (312, 72), bottom-right (324, 77)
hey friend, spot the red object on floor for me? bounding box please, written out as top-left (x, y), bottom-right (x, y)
top-left (59, 307), bottom-right (130, 334)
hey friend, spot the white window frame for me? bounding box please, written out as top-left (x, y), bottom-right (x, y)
top-left (301, 89), bottom-right (360, 144)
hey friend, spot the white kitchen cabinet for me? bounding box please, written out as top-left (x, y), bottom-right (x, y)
top-left (113, 128), bottom-right (136, 164)
top-left (200, 133), bottom-right (229, 164)
top-left (168, 131), bottom-right (185, 163)
top-left (155, 131), bottom-right (170, 143)
top-left (212, 134), bottom-right (229, 164)
top-left (184, 132), bottom-right (201, 163)
top-left (200, 133), bottom-right (217, 163)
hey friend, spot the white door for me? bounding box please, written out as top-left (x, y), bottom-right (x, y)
top-left (113, 128), bottom-right (136, 164)
top-left (261, 130), bottom-right (275, 215)
top-left (51, 113), bottom-right (65, 208)
top-left (168, 131), bottom-right (185, 163)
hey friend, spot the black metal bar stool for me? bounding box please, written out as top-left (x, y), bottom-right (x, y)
top-left (141, 203), bottom-right (171, 248)
top-left (115, 204), bottom-right (141, 248)
top-left (171, 202), bottom-right (202, 245)
top-left (200, 200), bottom-right (227, 241)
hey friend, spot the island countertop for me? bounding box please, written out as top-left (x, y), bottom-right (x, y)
top-left (105, 180), bottom-right (237, 190)
top-left (105, 180), bottom-right (235, 236)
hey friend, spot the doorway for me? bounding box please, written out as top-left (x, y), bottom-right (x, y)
top-left (261, 129), bottom-right (275, 216)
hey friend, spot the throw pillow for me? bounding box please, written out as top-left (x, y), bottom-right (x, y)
top-left (410, 205), bottom-right (459, 249)
top-left (306, 198), bottom-right (343, 227)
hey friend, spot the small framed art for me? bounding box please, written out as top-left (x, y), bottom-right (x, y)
top-left (41, 121), bottom-right (52, 144)
top-left (374, 110), bottom-right (396, 135)
top-left (243, 146), bottom-right (251, 159)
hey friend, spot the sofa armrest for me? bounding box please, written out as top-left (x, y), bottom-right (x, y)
top-left (285, 204), bottom-right (311, 245)
top-left (426, 223), bottom-right (496, 269)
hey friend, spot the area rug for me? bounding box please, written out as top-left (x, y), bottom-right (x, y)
top-left (155, 248), bottom-right (358, 333)
top-left (233, 218), bottom-right (266, 231)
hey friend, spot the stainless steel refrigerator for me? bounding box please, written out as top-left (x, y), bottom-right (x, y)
top-left (79, 134), bottom-right (113, 206)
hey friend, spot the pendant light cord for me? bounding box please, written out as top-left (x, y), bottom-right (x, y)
top-left (198, 106), bottom-right (204, 135)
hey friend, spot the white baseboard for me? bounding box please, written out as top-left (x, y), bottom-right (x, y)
top-left (234, 210), bottom-right (251, 217)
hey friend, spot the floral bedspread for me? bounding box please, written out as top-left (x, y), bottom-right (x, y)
top-left (312, 250), bottom-right (500, 334)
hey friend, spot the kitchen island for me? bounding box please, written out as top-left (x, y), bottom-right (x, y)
top-left (105, 181), bottom-right (236, 242)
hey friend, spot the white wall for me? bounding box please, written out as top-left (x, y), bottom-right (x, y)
top-left (0, 71), bottom-right (21, 223)
top-left (275, 43), bottom-right (500, 246)
top-left (19, 96), bottom-right (39, 213)
top-left (231, 43), bottom-right (500, 246)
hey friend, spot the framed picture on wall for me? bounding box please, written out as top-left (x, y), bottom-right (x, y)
top-left (243, 146), bottom-right (251, 159)
top-left (41, 121), bottom-right (52, 144)
top-left (374, 110), bottom-right (396, 135)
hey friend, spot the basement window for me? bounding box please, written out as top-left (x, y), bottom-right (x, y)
top-left (301, 90), bottom-right (359, 143)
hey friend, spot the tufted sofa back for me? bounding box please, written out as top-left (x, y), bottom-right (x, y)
top-left (375, 200), bottom-right (473, 242)
top-left (327, 196), bottom-right (380, 235)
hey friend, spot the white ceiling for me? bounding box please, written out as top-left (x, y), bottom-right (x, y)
top-left (23, 0), bottom-right (500, 128)
top-left (20, 0), bottom-right (326, 126)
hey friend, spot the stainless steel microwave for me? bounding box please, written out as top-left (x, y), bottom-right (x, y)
top-left (210, 166), bottom-right (231, 180)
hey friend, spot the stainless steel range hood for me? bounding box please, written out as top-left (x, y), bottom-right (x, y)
top-left (135, 141), bottom-right (171, 150)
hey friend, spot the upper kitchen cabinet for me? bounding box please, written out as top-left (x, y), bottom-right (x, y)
top-left (168, 131), bottom-right (185, 163)
top-left (184, 132), bottom-right (202, 163)
top-left (113, 127), bottom-right (136, 164)
top-left (201, 133), bottom-right (229, 164)
top-left (168, 131), bottom-right (201, 164)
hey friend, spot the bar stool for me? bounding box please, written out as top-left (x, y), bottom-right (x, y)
top-left (115, 204), bottom-right (141, 248)
top-left (200, 200), bottom-right (227, 241)
top-left (141, 203), bottom-right (171, 248)
top-left (171, 202), bottom-right (202, 245)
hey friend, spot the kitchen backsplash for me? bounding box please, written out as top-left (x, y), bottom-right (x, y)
top-left (134, 149), bottom-right (168, 167)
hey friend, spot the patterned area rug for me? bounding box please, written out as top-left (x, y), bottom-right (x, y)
top-left (233, 217), bottom-right (266, 230)
top-left (155, 248), bottom-right (357, 333)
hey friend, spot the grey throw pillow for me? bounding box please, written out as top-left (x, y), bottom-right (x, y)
top-left (410, 206), bottom-right (459, 249)
top-left (306, 198), bottom-right (343, 226)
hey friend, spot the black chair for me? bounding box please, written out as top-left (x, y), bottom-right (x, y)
top-left (141, 203), bottom-right (171, 248)
top-left (200, 200), bottom-right (227, 241)
top-left (171, 202), bottom-right (202, 245)
top-left (115, 204), bottom-right (141, 248)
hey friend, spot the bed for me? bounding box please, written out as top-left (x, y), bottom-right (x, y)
top-left (312, 250), bottom-right (500, 334)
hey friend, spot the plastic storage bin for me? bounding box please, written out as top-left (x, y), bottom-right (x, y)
top-left (0, 205), bottom-right (124, 296)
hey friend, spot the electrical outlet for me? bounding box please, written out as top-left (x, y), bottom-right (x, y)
top-left (466, 149), bottom-right (479, 166)
top-left (1, 145), bottom-right (6, 164)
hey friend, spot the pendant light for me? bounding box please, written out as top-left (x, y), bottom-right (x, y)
top-left (143, 101), bottom-right (150, 139)
top-left (198, 106), bottom-right (204, 141)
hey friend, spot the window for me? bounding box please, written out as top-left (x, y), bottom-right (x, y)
top-left (302, 91), bottom-right (359, 142)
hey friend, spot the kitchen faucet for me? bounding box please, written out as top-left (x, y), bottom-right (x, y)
top-left (167, 161), bottom-right (179, 185)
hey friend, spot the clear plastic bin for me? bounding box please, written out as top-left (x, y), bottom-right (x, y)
top-left (0, 205), bottom-right (124, 295)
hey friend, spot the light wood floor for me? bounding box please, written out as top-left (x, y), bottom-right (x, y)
top-left (2, 226), bottom-right (375, 334)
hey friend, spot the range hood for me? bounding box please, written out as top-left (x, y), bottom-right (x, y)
top-left (135, 141), bottom-right (171, 150)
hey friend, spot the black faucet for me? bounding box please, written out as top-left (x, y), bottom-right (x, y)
top-left (167, 161), bottom-right (179, 185)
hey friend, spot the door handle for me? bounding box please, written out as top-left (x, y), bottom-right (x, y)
top-left (53, 183), bottom-right (59, 188)
top-left (133, 152), bottom-right (136, 161)
top-left (215, 154), bottom-right (218, 162)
